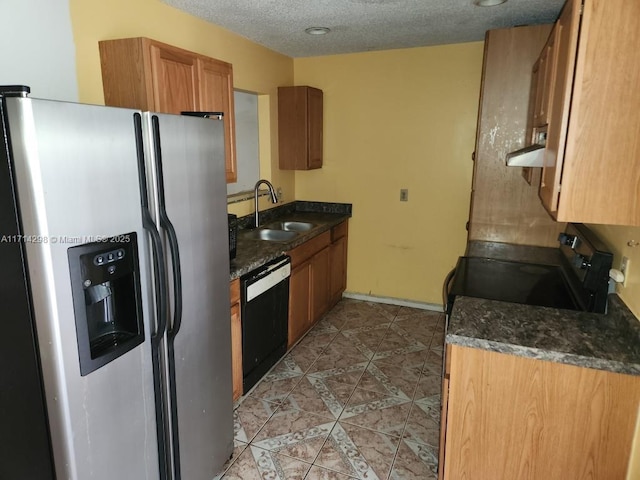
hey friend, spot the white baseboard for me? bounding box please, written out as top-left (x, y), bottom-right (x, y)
top-left (341, 292), bottom-right (444, 313)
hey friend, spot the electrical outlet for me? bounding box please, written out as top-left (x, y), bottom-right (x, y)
top-left (276, 187), bottom-right (283, 202)
top-left (620, 256), bottom-right (630, 287)
top-left (400, 189), bottom-right (409, 202)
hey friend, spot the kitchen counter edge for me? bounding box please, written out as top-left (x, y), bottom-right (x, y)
top-left (229, 204), bottom-right (351, 280)
top-left (446, 294), bottom-right (640, 376)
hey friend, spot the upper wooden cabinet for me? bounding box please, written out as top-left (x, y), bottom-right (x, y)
top-left (278, 86), bottom-right (323, 170)
top-left (468, 25), bottom-right (562, 248)
top-left (531, 28), bottom-right (557, 128)
top-left (99, 37), bottom-right (237, 183)
top-left (538, 0), bottom-right (640, 225)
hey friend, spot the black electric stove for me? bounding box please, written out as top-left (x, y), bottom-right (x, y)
top-left (447, 224), bottom-right (613, 314)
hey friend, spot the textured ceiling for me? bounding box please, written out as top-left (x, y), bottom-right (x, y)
top-left (162, 0), bottom-right (563, 58)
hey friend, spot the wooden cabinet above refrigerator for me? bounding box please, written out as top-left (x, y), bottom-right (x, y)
top-left (99, 37), bottom-right (237, 183)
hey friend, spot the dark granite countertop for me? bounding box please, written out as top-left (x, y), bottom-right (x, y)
top-left (448, 241), bottom-right (640, 376)
top-left (229, 201), bottom-right (351, 280)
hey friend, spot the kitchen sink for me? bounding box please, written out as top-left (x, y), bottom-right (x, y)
top-left (245, 229), bottom-right (298, 242)
top-left (264, 221), bottom-right (316, 232)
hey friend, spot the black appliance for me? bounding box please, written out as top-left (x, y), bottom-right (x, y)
top-left (447, 223), bottom-right (613, 315)
top-left (67, 234), bottom-right (145, 376)
top-left (241, 255), bottom-right (291, 391)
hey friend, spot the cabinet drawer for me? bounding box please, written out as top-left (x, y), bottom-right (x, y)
top-left (287, 231), bottom-right (330, 267)
top-left (331, 221), bottom-right (348, 242)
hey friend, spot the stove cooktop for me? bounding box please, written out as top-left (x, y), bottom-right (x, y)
top-left (447, 224), bottom-right (613, 315)
top-left (448, 257), bottom-right (578, 311)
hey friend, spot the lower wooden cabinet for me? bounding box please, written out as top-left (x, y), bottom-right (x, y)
top-left (229, 279), bottom-right (242, 401)
top-left (329, 221), bottom-right (348, 306)
top-left (439, 345), bottom-right (640, 480)
top-left (311, 246), bottom-right (330, 321)
top-left (288, 260), bottom-right (312, 348)
top-left (287, 221), bottom-right (349, 347)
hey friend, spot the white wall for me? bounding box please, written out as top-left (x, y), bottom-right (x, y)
top-left (0, 0), bottom-right (78, 101)
top-left (227, 90), bottom-right (260, 195)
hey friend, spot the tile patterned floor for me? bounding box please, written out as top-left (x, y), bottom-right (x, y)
top-left (217, 299), bottom-right (445, 480)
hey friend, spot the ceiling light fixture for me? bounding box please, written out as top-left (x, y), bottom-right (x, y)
top-left (305, 27), bottom-right (331, 35)
top-left (473, 0), bottom-right (507, 6)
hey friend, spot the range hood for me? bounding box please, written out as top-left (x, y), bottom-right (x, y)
top-left (505, 144), bottom-right (545, 167)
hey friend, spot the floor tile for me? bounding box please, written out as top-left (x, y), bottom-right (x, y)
top-left (413, 372), bottom-right (442, 401)
top-left (252, 407), bottom-right (336, 463)
top-left (422, 349), bottom-right (444, 371)
top-left (373, 323), bottom-right (429, 359)
top-left (355, 362), bottom-right (420, 400)
top-left (297, 330), bottom-right (339, 351)
top-left (305, 465), bottom-right (358, 479)
top-left (314, 314), bottom-right (348, 333)
top-left (314, 421), bottom-right (400, 480)
top-left (339, 325), bottom-right (390, 359)
top-left (413, 394), bottom-right (441, 423)
top-left (214, 440), bottom-right (247, 479)
top-left (402, 402), bottom-right (440, 448)
top-left (340, 388), bottom-right (412, 437)
top-left (389, 439), bottom-right (438, 480)
top-left (284, 345), bottom-right (328, 374)
top-left (221, 445), bottom-right (312, 480)
top-left (234, 299), bottom-right (446, 480)
top-left (234, 396), bottom-right (279, 443)
top-left (248, 374), bottom-right (303, 406)
top-left (306, 350), bottom-right (369, 376)
top-left (372, 345), bottom-right (429, 374)
top-left (284, 375), bottom-right (355, 419)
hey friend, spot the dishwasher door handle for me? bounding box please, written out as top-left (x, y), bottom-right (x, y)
top-left (246, 262), bottom-right (291, 302)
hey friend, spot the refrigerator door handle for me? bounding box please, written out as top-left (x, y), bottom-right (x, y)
top-left (133, 113), bottom-right (171, 480)
top-left (150, 115), bottom-right (184, 480)
top-left (150, 116), bottom-right (184, 337)
top-left (134, 113), bottom-right (169, 341)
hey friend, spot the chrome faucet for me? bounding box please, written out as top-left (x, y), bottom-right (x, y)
top-left (254, 179), bottom-right (278, 228)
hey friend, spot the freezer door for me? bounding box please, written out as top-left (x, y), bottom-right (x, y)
top-left (143, 112), bottom-right (233, 479)
top-left (6, 97), bottom-right (159, 480)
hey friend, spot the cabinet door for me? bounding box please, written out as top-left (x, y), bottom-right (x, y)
top-left (554, 0), bottom-right (640, 225)
top-left (311, 246), bottom-right (330, 322)
top-left (149, 43), bottom-right (199, 114)
top-left (278, 86), bottom-right (323, 170)
top-left (230, 279), bottom-right (242, 400)
top-left (307, 87), bottom-right (323, 169)
top-left (443, 345), bottom-right (640, 479)
top-left (288, 261), bottom-right (311, 348)
top-left (438, 345), bottom-right (452, 480)
top-left (539, 0), bottom-right (581, 215)
top-left (197, 58), bottom-right (237, 183)
top-left (230, 302), bottom-right (242, 400)
top-left (329, 235), bottom-right (347, 307)
top-left (532, 29), bottom-right (557, 128)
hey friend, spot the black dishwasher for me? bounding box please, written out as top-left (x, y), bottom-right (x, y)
top-left (241, 255), bottom-right (291, 392)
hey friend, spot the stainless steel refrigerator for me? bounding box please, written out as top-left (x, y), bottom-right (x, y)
top-left (0, 86), bottom-right (233, 480)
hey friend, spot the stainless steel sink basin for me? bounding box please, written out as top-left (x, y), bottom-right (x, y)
top-left (245, 229), bottom-right (298, 242)
top-left (264, 221), bottom-right (316, 232)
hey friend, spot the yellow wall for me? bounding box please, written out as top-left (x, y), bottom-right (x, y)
top-left (589, 225), bottom-right (640, 318)
top-left (69, 0), bottom-right (294, 216)
top-left (293, 43), bottom-right (484, 305)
